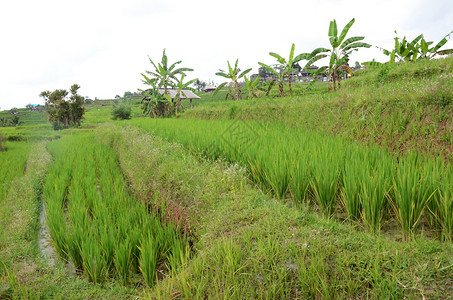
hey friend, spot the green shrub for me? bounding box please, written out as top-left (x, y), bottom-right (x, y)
top-left (111, 104), bottom-right (132, 120)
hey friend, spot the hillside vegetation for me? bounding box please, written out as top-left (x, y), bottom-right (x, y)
top-left (185, 56), bottom-right (453, 161)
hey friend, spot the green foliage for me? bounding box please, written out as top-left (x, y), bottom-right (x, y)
top-left (243, 75), bottom-right (260, 99)
top-left (0, 115), bottom-right (23, 127)
top-left (259, 43), bottom-right (310, 96)
top-left (39, 84), bottom-right (85, 129)
top-left (307, 18), bottom-right (371, 92)
top-left (215, 59), bottom-right (251, 100)
top-left (378, 30), bottom-right (453, 63)
top-left (140, 49), bottom-right (194, 117)
top-left (193, 79), bottom-right (207, 92)
top-left (111, 104), bottom-right (132, 120)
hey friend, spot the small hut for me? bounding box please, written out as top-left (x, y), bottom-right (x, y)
top-left (202, 85), bottom-right (217, 93)
top-left (143, 88), bottom-right (201, 109)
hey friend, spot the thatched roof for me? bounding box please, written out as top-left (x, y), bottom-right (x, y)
top-left (157, 89), bottom-right (200, 99)
top-left (203, 85), bottom-right (217, 92)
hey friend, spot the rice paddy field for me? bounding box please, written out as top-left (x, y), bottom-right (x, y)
top-left (44, 133), bottom-right (188, 286)
top-left (128, 118), bottom-right (453, 242)
top-left (1, 58), bottom-right (453, 299)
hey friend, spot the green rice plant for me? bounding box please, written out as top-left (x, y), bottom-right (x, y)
top-left (114, 239), bottom-right (131, 286)
top-left (289, 156), bottom-right (312, 204)
top-left (392, 153), bottom-right (435, 239)
top-left (80, 237), bottom-right (107, 284)
top-left (341, 159), bottom-right (363, 221)
top-left (422, 158), bottom-right (445, 231)
top-left (129, 227), bottom-right (142, 274)
top-left (360, 168), bottom-right (390, 233)
top-left (436, 170), bottom-right (453, 242)
top-left (310, 150), bottom-right (341, 218)
top-left (65, 225), bottom-right (85, 270)
top-left (125, 118), bottom-right (452, 242)
top-left (139, 234), bottom-right (159, 287)
top-left (262, 155), bottom-right (290, 199)
top-left (167, 231), bottom-right (189, 275)
top-left (44, 132), bottom-right (188, 286)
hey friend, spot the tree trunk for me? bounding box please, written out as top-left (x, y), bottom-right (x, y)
top-left (279, 82), bottom-right (285, 97)
top-left (289, 76), bottom-right (293, 96)
top-left (333, 70), bottom-right (337, 92)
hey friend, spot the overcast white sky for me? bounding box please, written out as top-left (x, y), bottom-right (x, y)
top-left (1, 0), bottom-right (452, 110)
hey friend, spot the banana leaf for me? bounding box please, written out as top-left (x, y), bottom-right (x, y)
top-left (342, 42), bottom-right (371, 52)
top-left (338, 18), bottom-right (356, 45)
top-left (293, 52), bottom-right (311, 62)
top-left (258, 62), bottom-right (281, 78)
top-left (269, 52), bottom-right (286, 64)
top-left (329, 20), bottom-right (338, 40)
top-left (238, 68), bottom-right (252, 79)
top-left (341, 36), bottom-right (365, 49)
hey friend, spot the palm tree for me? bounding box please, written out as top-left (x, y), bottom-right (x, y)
top-left (307, 18), bottom-right (371, 92)
top-left (215, 59), bottom-right (251, 100)
top-left (259, 44), bottom-right (310, 96)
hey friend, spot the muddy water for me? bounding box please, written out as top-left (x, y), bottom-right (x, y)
top-left (38, 202), bottom-right (58, 267)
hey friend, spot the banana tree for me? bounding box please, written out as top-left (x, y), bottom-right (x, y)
top-left (140, 49), bottom-right (193, 116)
top-left (378, 32), bottom-right (424, 63)
top-left (257, 63), bottom-right (285, 97)
top-left (366, 30), bottom-right (453, 66)
top-left (260, 44), bottom-right (310, 96)
top-left (307, 18), bottom-right (371, 92)
top-left (214, 59), bottom-right (252, 100)
top-left (413, 31), bottom-right (453, 60)
top-left (139, 84), bottom-right (168, 118)
top-left (143, 49), bottom-right (193, 93)
top-left (244, 75), bottom-right (260, 99)
top-left (173, 73), bottom-right (198, 112)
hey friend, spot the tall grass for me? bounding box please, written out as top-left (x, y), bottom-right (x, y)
top-left (127, 118), bottom-right (452, 241)
top-left (44, 133), bottom-right (188, 285)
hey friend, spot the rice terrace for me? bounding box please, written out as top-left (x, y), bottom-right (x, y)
top-left (1, 16), bottom-right (453, 299)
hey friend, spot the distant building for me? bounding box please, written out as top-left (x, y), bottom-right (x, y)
top-left (143, 88), bottom-right (201, 108)
top-left (202, 85), bottom-right (217, 93)
top-left (300, 65), bottom-right (328, 82)
top-left (27, 104), bottom-right (41, 111)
